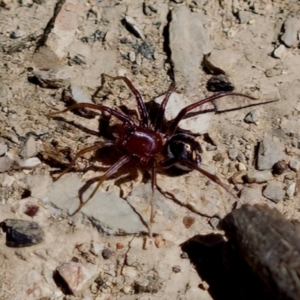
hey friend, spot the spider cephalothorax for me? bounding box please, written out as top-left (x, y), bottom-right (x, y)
top-left (48, 75), bottom-right (257, 231)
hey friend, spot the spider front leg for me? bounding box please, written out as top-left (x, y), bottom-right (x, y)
top-left (71, 155), bottom-right (131, 215)
top-left (54, 141), bottom-right (115, 181)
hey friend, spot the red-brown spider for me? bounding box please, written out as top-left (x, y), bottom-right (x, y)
top-left (48, 75), bottom-right (255, 229)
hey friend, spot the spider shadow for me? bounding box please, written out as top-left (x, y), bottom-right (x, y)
top-left (181, 234), bottom-right (272, 300)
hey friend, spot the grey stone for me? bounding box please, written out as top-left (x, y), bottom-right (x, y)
top-left (289, 158), bottom-right (300, 172)
top-left (246, 170), bottom-right (274, 183)
top-left (0, 219), bottom-right (44, 247)
top-left (70, 85), bottom-right (93, 104)
top-left (154, 92), bottom-right (214, 134)
top-left (273, 44), bottom-right (286, 59)
top-left (47, 173), bottom-right (147, 234)
top-left (20, 135), bottom-right (37, 158)
top-left (0, 156), bottom-right (13, 172)
top-left (238, 186), bottom-right (263, 206)
top-left (169, 6), bottom-right (212, 92)
top-left (286, 182), bottom-right (296, 198)
top-left (244, 110), bottom-right (260, 124)
top-left (18, 157), bottom-right (41, 168)
top-left (123, 16), bottom-right (145, 40)
top-left (56, 262), bottom-right (98, 297)
top-left (257, 136), bottom-right (285, 170)
top-left (0, 143), bottom-right (8, 156)
top-left (281, 17), bottom-right (300, 48)
top-left (263, 182), bottom-right (285, 203)
top-left (228, 149), bottom-right (239, 160)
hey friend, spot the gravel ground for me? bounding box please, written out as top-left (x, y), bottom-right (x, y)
top-left (1, 0), bottom-right (300, 299)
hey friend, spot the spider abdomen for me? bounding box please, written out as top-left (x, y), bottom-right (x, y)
top-left (121, 127), bottom-right (163, 162)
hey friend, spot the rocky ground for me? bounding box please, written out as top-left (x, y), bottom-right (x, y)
top-left (1, 0), bottom-right (300, 299)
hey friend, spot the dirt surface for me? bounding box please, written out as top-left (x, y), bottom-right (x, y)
top-left (1, 0), bottom-right (300, 299)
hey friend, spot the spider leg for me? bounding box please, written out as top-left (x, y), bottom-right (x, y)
top-left (181, 158), bottom-right (238, 199)
top-left (47, 103), bottom-right (134, 127)
top-left (103, 74), bottom-right (149, 127)
top-left (54, 141), bottom-right (115, 182)
top-left (154, 82), bottom-right (175, 131)
top-left (71, 155), bottom-right (131, 216)
top-left (166, 92), bottom-right (257, 136)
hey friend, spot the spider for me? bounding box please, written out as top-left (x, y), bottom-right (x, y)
top-left (48, 74), bottom-right (256, 231)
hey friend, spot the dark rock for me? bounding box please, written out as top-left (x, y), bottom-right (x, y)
top-left (0, 219), bottom-right (44, 247)
top-left (272, 161), bottom-right (288, 175)
top-left (102, 248), bottom-right (113, 259)
top-left (206, 75), bottom-right (234, 92)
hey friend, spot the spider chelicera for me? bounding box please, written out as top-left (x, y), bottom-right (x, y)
top-left (48, 74), bottom-right (256, 230)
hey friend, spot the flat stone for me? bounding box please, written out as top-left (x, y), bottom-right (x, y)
top-left (286, 182), bottom-right (296, 198)
top-left (228, 148), bottom-right (239, 160)
top-left (263, 182), bottom-right (285, 203)
top-left (281, 17), bottom-right (300, 48)
top-left (273, 44), bottom-right (286, 59)
top-left (46, 173), bottom-right (147, 234)
top-left (246, 170), bottom-right (274, 183)
top-left (0, 219), bottom-right (44, 247)
top-left (20, 135), bottom-right (37, 158)
top-left (0, 156), bottom-right (13, 172)
top-left (244, 110), bottom-right (260, 124)
top-left (154, 92), bottom-right (214, 134)
top-left (169, 6), bottom-right (212, 92)
top-left (0, 143), bottom-right (8, 156)
top-left (238, 186), bottom-right (263, 206)
top-left (18, 157), bottom-right (41, 168)
top-left (289, 158), bottom-right (300, 172)
top-left (56, 262), bottom-right (97, 297)
top-left (33, 67), bottom-right (75, 89)
top-left (257, 136), bottom-right (285, 170)
top-left (70, 85), bottom-right (93, 104)
top-left (45, 0), bottom-right (85, 59)
top-left (25, 174), bottom-right (52, 199)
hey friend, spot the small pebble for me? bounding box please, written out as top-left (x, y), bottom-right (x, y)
top-left (90, 241), bottom-right (104, 256)
top-left (172, 265), bottom-right (181, 273)
top-left (209, 216), bottom-right (220, 229)
top-left (263, 182), bottom-right (285, 203)
top-left (281, 17), bottom-right (300, 48)
top-left (206, 75), bottom-right (234, 92)
top-left (238, 162), bottom-right (247, 171)
top-left (272, 160), bottom-right (288, 175)
top-left (123, 286), bottom-right (133, 294)
top-left (123, 16), bottom-right (145, 40)
top-left (20, 135), bottom-right (37, 158)
top-left (228, 148), bottom-right (239, 160)
top-left (102, 248), bottom-right (113, 259)
top-left (18, 157), bottom-right (41, 168)
top-left (122, 266), bottom-right (137, 278)
top-left (246, 170), bottom-right (273, 183)
top-left (286, 182), bottom-right (296, 198)
top-left (128, 51), bottom-right (136, 62)
top-left (0, 219), bottom-right (44, 247)
top-left (289, 158), bottom-right (300, 172)
top-left (273, 44), bottom-right (286, 59)
top-left (0, 143), bottom-right (8, 156)
top-left (180, 252), bottom-right (189, 259)
top-left (116, 243), bottom-right (124, 249)
top-left (244, 110), bottom-right (260, 124)
top-left (182, 215), bottom-right (195, 228)
top-left (0, 156), bottom-right (13, 172)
